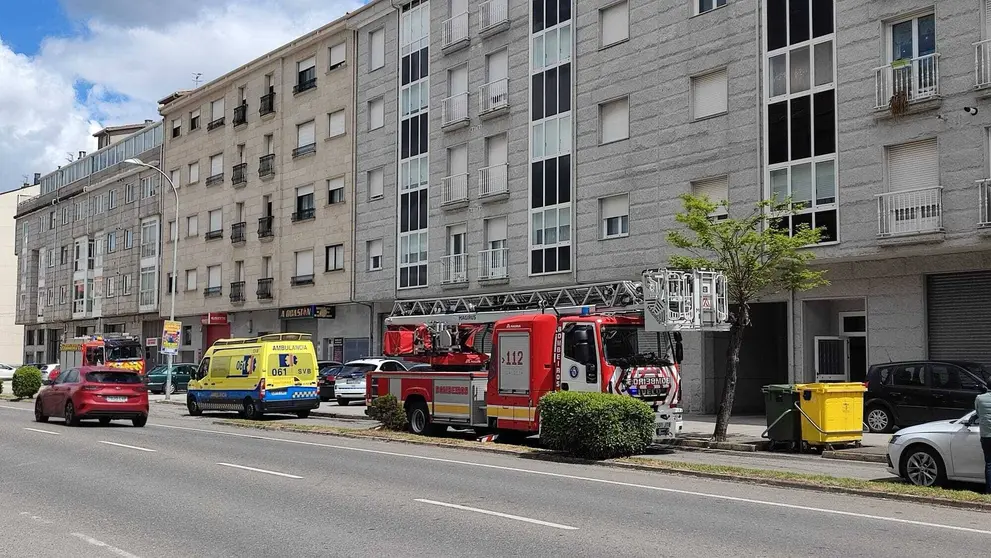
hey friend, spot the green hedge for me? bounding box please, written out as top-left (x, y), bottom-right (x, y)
top-left (12, 366), bottom-right (42, 399)
top-left (539, 391), bottom-right (655, 459)
top-left (367, 394), bottom-right (408, 431)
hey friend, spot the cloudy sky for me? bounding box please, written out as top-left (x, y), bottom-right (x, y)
top-left (0, 0), bottom-right (364, 192)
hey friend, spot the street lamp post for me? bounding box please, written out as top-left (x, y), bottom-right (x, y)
top-left (124, 158), bottom-right (179, 400)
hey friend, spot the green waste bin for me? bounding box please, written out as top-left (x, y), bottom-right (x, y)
top-left (762, 384), bottom-right (800, 446)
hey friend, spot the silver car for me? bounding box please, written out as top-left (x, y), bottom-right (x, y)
top-left (886, 411), bottom-right (985, 487)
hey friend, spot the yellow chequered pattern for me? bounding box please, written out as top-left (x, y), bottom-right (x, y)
top-left (106, 361), bottom-right (145, 374)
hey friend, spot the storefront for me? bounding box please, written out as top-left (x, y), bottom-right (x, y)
top-left (201, 312), bottom-right (230, 353)
top-left (279, 304), bottom-right (371, 362)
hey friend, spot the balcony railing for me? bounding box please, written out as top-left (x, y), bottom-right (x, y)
top-left (442, 12), bottom-right (469, 49)
top-left (979, 179), bottom-right (991, 226)
top-left (293, 78), bottom-right (317, 95)
top-left (258, 216), bottom-right (274, 238)
top-left (205, 173), bottom-right (223, 186)
top-left (479, 79), bottom-right (509, 114)
top-left (874, 53), bottom-right (940, 110)
top-left (479, 164), bottom-right (509, 197)
top-left (442, 92), bottom-right (469, 127)
top-left (205, 229), bottom-right (223, 240)
top-left (292, 143), bottom-right (316, 158)
top-left (204, 286), bottom-right (222, 297)
top-left (256, 277), bottom-right (273, 299)
top-left (259, 153), bottom-right (275, 177)
top-left (259, 92), bottom-right (275, 115)
top-left (230, 281), bottom-right (245, 303)
top-left (231, 222), bottom-right (246, 243)
top-left (478, 248), bottom-right (508, 280)
top-left (441, 253), bottom-right (469, 284)
top-left (292, 207), bottom-right (315, 222)
top-left (442, 174), bottom-right (469, 205)
top-left (876, 186), bottom-right (943, 237)
top-left (291, 274), bottom-right (314, 286)
top-left (233, 103), bottom-right (247, 126)
top-left (207, 117), bottom-right (225, 131)
top-left (479, 0), bottom-right (509, 33)
top-left (232, 163), bottom-right (247, 186)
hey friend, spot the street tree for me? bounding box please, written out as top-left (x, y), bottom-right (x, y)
top-left (666, 194), bottom-right (828, 441)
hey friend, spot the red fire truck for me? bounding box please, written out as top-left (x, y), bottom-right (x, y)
top-left (59, 334), bottom-right (147, 375)
top-left (367, 269), bottom-right (730, 443)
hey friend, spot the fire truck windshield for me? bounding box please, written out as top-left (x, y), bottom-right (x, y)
top-left (601, 326), bottom-right (670, 366)
top-left (107, 344), bottom-right (142, 361)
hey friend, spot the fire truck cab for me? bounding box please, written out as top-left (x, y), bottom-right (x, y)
top-left (59, 334), bottom-right (146, 375)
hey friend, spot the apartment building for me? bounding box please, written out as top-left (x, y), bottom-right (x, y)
top-left (13, 122), bottom-right (166, 365)
top-left (345, 0), bottom-right (991, 413)
top-left (1, 184), bottom-right (40, 365)
top-left (157, 17), bottom-right (367, 363)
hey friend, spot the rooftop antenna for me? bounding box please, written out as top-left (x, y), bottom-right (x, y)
top-left (65, 152), bottom-right (75, 163)
top-left (192, 72), bottom-right (203, 88)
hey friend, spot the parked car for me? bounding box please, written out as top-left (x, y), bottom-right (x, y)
top-left (864, 360), bottom-right (990, 433)
top-left (318, 362), bottom-right (343, 402)
top-left (0, 363), bottom-right (15, 381)
top-left (333, 359), bottom-right (408, 406)
top-left (887, 411), bottom-right (985, 487)
top-left (39, 364), bottom-right (61, 383)
top-left (35, 366), bottom-right (149, 427)
top-left (144, 363), bottom-right (197, 394)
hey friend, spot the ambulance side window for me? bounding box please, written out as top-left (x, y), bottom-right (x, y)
top-left (195, 358), bottom-right (210, 380)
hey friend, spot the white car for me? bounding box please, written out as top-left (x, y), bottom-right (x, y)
top-left (0, 364), bottom-right (14, 381)
top-left (886, 411), bottom-right (985, 487)
top-left (332, 359), bottom-right (408, 406)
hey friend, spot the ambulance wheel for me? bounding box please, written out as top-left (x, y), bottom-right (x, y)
top-left (296, 410), bottom-right (311, 419)
top-left (186, 395), bottom-right (202, 417)
top-left (242, 397), bottom-right (261, 420)
top-left (407, 401), bottom-right (438, 436)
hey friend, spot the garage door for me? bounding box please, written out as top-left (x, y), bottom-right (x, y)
top-left (927, 271), bottom-right (991, 366)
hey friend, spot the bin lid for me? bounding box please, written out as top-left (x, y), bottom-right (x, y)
top-left (763, 384), bottom-right (795, 393)
top-left (795, 382), bottom-right (866, 393)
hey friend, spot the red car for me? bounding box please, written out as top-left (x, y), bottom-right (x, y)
top-left (35, 366), bottom-right (149, 427)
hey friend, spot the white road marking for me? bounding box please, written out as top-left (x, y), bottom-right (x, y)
top-left (415, 498), bottom-right (578, 530)
top-left (216, 462), bottom-right (303, 479)
top-left (153, 423), bottom-right (991, 536)
top-left (24, 427), bottom-right (60, 436)
top-left (19, 511), bottom-right (53, 524)
top-left (70, 533), bottom-right (141, 558)
top-left (98, 441), bottom-right (156, 453)
top-left (0, 404), bottom-right (32, 412)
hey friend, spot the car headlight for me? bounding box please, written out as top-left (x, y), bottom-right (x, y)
top-left (888, 435), bottom-right (901, 444)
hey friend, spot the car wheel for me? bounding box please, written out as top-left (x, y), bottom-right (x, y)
top-left (187, 395), bottom-right (202, 416)
top-left (866, 405), bottom-right (893, 433)
top-left (168, 382), bottom-right (178, 395)
top-left (336, 397), bottom-right (350, 406)
top-left (296, 410), bottom-right (311, 419)
top-left (902, 445), bottom-right (946, 487)
top-left (99, 418), bottom-right (111, 426)
top-left (242, 398), bottom-right (261, 420)
top-left (34, 400), bottom-right (48, 423)
top-left (64, 402), bottom-right (79, 426)
top-left (132, 415), bottom-right (147, 428)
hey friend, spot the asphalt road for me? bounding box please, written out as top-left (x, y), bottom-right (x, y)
top-left (1, 400), bottom-right (989, 558)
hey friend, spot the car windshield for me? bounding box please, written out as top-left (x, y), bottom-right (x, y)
top-left (338, 364), bottom-right (375, 377)
top-left (107, 344), bottom-right (143, 361)
top-left (86, 371), bottom-right (143, 384)
top-left (320, 366), bottom-right (342, 376)
top-left (600, 326), bottom-right (671, 366)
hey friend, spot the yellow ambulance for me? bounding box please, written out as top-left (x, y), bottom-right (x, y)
top-left (186, 333), bottom-right (320, 419)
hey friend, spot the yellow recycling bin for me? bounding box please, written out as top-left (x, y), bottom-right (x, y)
top-left (794, 382), bottom-right (866, 448)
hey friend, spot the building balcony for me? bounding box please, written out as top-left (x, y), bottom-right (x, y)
top-left (231, 222), bottom-right (246, 244)
top-left (442, 12), bottom-right (469, 51)
top-left (256, 277), bottom-right (273, 300)
top-left (441, 253), bottom-right (468, 285)
top-left (293, 78), bottom-right (317, 95)
top-left (232, 163), bottom-right (247, 186)
top-left (292, 143), bottom-right (316, 158)
top-left (478, 248), bottom-right (508, 281)
top-left (204, 286), bottom-right (222, 297)
top-left (233, 103), bottom-right (247, 126)
top-left (874, 53), bottom-right (940, 110)
top-left (205, 229), bottom-right (223, 240)
top-left (258, 216), bottom-right (274, 239)
top-left (207, 117), bottom-right (225, 131)
top-left (478, 0), bottom-right (509, 36)
top-left (478, 164), bottom-right (508, 199)
top-left (205, 173), bottom-right (224, 186)
top-left (442, 174), bottom-right (469, 206)
top-left (292, 207), bottom-right (315, 222)
top-left (442, 92), bottom-right (469, 129)
top-left (259, 154), bottom-right (275, 178)
top-left (230, 281), bottom-right (245, 303)
top-left (259, 92), bottom-right (275, 116)
top-left (291, 274), bottom-right (314, 287)
top-left (478, 79), bottom-right (509, 118)
top-left (876, 186), bottom-right (943, 238)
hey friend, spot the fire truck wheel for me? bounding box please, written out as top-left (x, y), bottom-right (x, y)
top-left (186, 395), bottom-right (202, 416)
top-left (407, 400), bottom-right (438, 436)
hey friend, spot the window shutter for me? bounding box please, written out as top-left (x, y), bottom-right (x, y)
top-left (189, 163), bottom-right (199, 182)
top-left (296, 250), bottom-right (314, 276)
top-left (298, 121), bottom-right (315, 146)
top-left (211, 154), bottom-right (223, 175)
top-left (485, 217), bottom-right (508, 241)
top-left (693, 176), bottom-right (729, 203)
top-left (208, 266), bottom-right (221, 287)
top-left (887, 139), bottom-right (938, 192)
top-left (370, 99), bottom-right (384, 129)
top-left (212, 98), bottom-right (225, 120)
top-left (330, 43), bottom-right (346, 67)
top-left (601, 1), bottom-right (629, 46)
top-left (299, 56), bottom-right (316, 71)
top-left (486, 49), bottom-right (508, 81)
top-left (370, 239), bottom-right (383, 259)
top-left (328, 176), bottom-right (345, 192)
top-left (209, 210), bottom-right (222, 230)
top-left (600, 195), bottom-right (629, 220)
top-left (600, 98), bottom-right (629, 143)
top-left (692, 69), bottom-right (728, 119)
top-left (297, 184), bottom-right (314, 198)
top-left (369, 169), bottom-right (384, 198)
top-left (371, 30), bottom-right (385, 69)
top-left (329, 111), bottom-right (345, 136)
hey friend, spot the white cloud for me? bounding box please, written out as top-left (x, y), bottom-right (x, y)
top-left (1, 0), bottom-right (363, 192)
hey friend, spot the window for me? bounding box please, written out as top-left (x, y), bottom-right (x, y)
top-left (108, 189), bottom-right (118, 209)
top-left (122, 184), bottom-right (133, 204)
top-left (297, 56), bottom-right (316, 90)
top-left (294, 250), bottom-right (314, 280)
top-left (61, 207), bottom-right (69, 224)
top-left (599, 194), bottom-right (630, 238)
top-left (142, 176), bottom-right (157, 198)
top-left (328, 110), bottom-right (346, 137)
top-left (172, 118), bottom-right (181, 138)
top-left (105, 276), bottom-right (116, 298)
top-left (328, 176), bottom-right (345, 204)
top-left (693, 176), bottom-right (730, 220)
top-left (207, 265), bottom-right (221, 290)
top-left (329, 42), bottom-right (346, 70)
top-left (121, 274), bottom-right (132, 295)
top-left (87, 239), bottom-right (96, 269)
top-left (297, 120), bottom-right (315, 149)
top-left (190, 109), bottom-right (200, 130)
top-left (696, 0), bottom-right (726, 16)
top-left (124, 229), bottom-right (133, 249)
top-left (892, 364), bottom-right (926, 387)
top-left (185, 269), bottom-right (197, 291)
top-left (169, 169), bottom-right (179, 188)
top-left (369, 29), bottom-right (385, 70)
top-left (49, 211), bottom-right (56, 229)
top-left (46, 288), bottom-right (53, 307)
top-left (182, 325), bottom-right (192, 345)
top-left (73, 280), bottom-right (85, 313)
top-left (691, 69), bottom-right (728, 120)
top-left (74, 201), bottom-right (84, 220)
top-left (295, 185), bottom-right (315, 220)
top-left (169, 220), bottom-right (177, 241)
top-left (208, 210), bottom-right (222, 234)
top-left (60, 245), bottom-right (68, 265)
top-left (140, 218), bottom-right (158, 259)
top-left (140, 266), bottom-right (157, 306)
top-left (325, 244), bottom-right (345, 271)
top-left (209, 153), bottom-right (224, 178)
top-left (47, 248), bottom-right (54, 267)
top-left (369, 98), bottom-right (385, 130)
top-left (599, 96), bottom-right (630, 144)
top-left (188, 161), bottom-right (199, 183)
top-left (599, 1), bottom-right (629, 48)
top-left (368, 168), bottom-right (384, 199)
top-left (368, 239), bottom-right (383, 271)
top-left (59, 285), bottom-right (67, 304)
top-left (886, 13), bottom-right (936, 99)
top-left (211, 97), bottom-right (225, 122)
top-left (106, 231), bottom-right (117, 253)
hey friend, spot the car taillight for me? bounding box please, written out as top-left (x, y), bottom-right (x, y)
top-left (258, 377), bottom-right (266, 399)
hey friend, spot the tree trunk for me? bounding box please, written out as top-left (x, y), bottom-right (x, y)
top-left (712, 304), bottom-right (750, 442)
